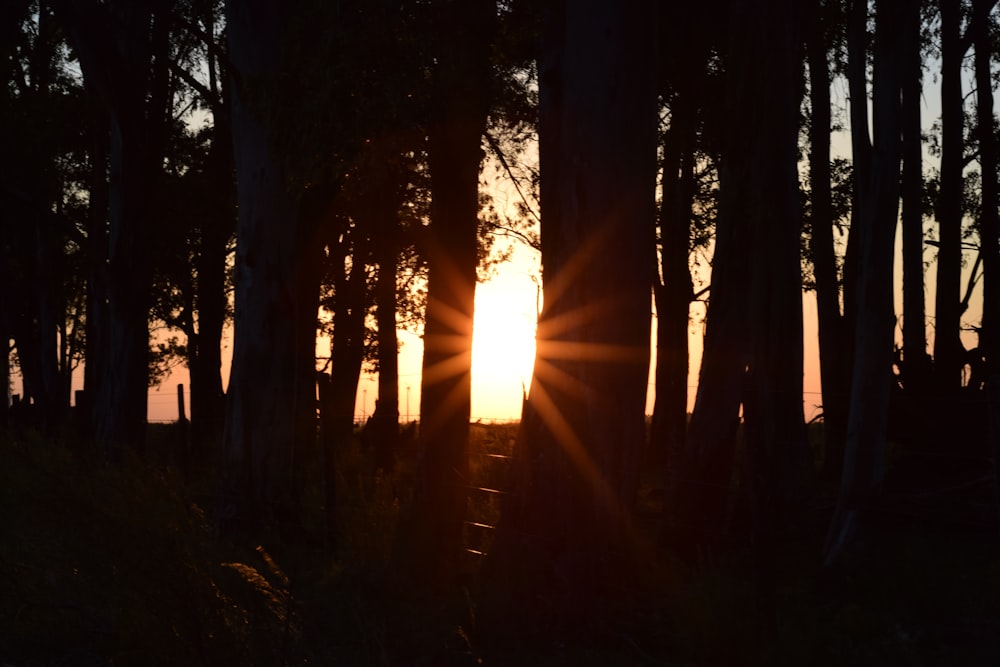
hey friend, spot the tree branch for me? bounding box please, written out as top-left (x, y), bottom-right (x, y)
top-left (484, 129), bottom-right (541, 226)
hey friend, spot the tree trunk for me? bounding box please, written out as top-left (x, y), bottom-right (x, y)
top-left (411, 0), bottom-right (494, 588)
top-left (55, 0), bottom-right (171, 456)
top-left (974, 0), bottom-right (1000, 379)
top-left (189, 117), bottom-right (232, 445)
top-left (732, 0), bottom-right (806, 649)
top-left (1, 315), bottom-right (7, 427)
top-left (83, 105), bottom-right (109, 440)
top-left (808, 0), bottom-right (850, 462)
top-left (372, 209), bottom-right (400, 474)
top-left (934, 0), bottom-right (966, 392)
top-left (652, 75), bottom-right (696, 484)
top-left (900, 0), bottom-right (930, 391)
top-left (319, 224), bottom-right (368, 553)
top-left (825, 0), bottom-right (903, 567)
top-left (675, 118), bottom-right (752, 551)
top-left (489, 0), bottom-right (656, 611)
top-left (99, 113), bottom-right (156, 455)
top-left (222, 0), bottom-right (312, 536)
top-left (841, 0), bottom-right (871, 365)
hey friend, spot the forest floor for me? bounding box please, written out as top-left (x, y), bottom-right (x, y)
top-left (1, 422), bottom-right (999, 665)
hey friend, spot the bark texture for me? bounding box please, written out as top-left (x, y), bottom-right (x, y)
top-left (490, 0), bottom-right (657, 609)
top-left (825, 0), bottom-right (903, 567)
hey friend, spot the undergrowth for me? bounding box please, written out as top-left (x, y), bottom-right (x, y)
top-left (2, 422), bottom-right (999, 665)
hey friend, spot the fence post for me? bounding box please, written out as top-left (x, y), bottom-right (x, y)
top-left (176, 383), bottom-right (187, 423)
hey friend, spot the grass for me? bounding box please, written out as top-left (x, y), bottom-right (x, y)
top-left (1, 421), bottom-right (999, 665)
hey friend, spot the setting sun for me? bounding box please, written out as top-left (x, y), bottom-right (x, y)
top-left (470, 269), bottom-right (539, 420)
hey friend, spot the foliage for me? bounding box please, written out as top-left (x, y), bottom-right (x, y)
top-left (7, 421), bottom-right (998, 664)
top-left (0, 429), bottom-right (299, 665)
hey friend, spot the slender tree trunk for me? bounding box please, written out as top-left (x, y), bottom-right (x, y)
top-left (901, 0), bottom-right (930, 392)
top-left (653, 89), bottom-right (695, 483)
top-left (934, 0), bottom-right (966, 392)
top-left (188, 11), bottom-right (232, 445)
top-left (825, 0), bottom-right (903, 567)
top-left (222, 0), bottom-right (310, 535)
top-left (292, 193), bottom-right (325, 508)
top-left (83, 105), bottom-right (109, 440)
top-left (34, 190), bottom-right (64, 431)
top-left (55, 0), bottom-right (174, 456)
top-left (676, 119), bottom-right (752, 550)
top-left (974, 0), bottom-right (1000, 378)
top-left (319, 233), bottom-right (367, 552)
top-left (808, 0), bottom-right (850, 467)
top-left (372, 211), bottom-right (400, 474)
top-left (1, 316), bottom-right (7, 427)
top-left (842, 0), bottom-right (871, 360)
top-left (189, 121), bottom-right (232, 445)
top-left (732, 0), bottom-right (805, 650)
top-left (412, 0), bottom-right (494, 588)
top-left (490, 0), bottom-right (656, 611)
top-left (100, 113), bottom-right (156, 455)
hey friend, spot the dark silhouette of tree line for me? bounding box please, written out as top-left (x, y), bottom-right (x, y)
top-left (4, 0), bottom-right (1000, 641)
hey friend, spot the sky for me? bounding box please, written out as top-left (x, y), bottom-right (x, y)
top-left (32, 62), bottom-right (995, 425)
top-left (144, 238), bottom-right (825, 423)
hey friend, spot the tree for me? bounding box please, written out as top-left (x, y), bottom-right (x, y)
top-left (54, 0), bottom-right (172, 456)
top-left (489, 0), bottom-right (657, 611)
top-left (825, 0), bottom-right (904, 566)
top-left (933, 0), bottom-right (967, 392)
top-left (672, 27), bottom-right (755, 552)
top-left (651, 2), bottom-right (710, 506)
top-left (221, 0), bottom-right (319, 535)
top-left (167, 1), bottom-right (235, 445)
top-left (973, 0), bottom-right (1000, 379)
top-left (900, 0), bottom-right (932, 392)
top-left (2, 2), bottom-right (90, 435)
top-left (410, 0), bottom-right (496, 587)
top-left (807, 0), bottom-right (851, 463)
top-left (728, 0), bottom-right (807, 644)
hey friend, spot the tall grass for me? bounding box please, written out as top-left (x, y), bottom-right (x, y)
top-left (3, 421), bottom-right (1000, 665)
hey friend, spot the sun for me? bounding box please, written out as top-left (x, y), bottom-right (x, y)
top-left (470, 275), bottom-right (538, 419)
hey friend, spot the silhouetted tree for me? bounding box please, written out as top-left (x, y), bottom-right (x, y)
top-left (163, 1), bottom-right (234, 445)
top-left (900, 0), bottom-right (932, 392)
top-left (673, 34), bottom-right (755, 552)
top-left (933, 0), bottom-right (967, 392)
top-left (410, 0), bottom-right (496, 587)
top-left (54, 0), bottom-right (172, 456)
top-left (730, 0), bottom-right (807, 646)
top-left (825, 0), bottom-right (904, 566)
top-left (651, 2), bottom-right (709, 504)
top-left (973, 0), bottom-right (1000, 379)
top-left (221, 0), bottom-right (319, 535)
top-left (807, 0), bottom-right (851, 463)
top-left (2, 2), bottom-right (91, 434)
top-left (490, 0), bottom-right (656, 611)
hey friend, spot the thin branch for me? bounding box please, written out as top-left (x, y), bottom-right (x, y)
top-left (482, 218), bottom-right (540, 251)
top-left (484, 130), bottom-right (541, 226)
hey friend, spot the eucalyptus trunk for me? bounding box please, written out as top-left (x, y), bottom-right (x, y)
top-left (974, 0), bottom-right (1000, 379)
top-left (222, 0), bottom-right (315, 535)
top-left (653, 89), bottom-right (696, 491)
top-left (412, 0), bottom-right (494, 588)
top-left (189, 107), bottom-right (233, 445)
top-left (732, 0), bottom-right (806, 647)
top-left (55, 0), bottom-right (170, 456)
top-left (901, 0), bottom-right (930, 391)
top-left (807, 0), bottom-right (849, 464)
top-left (933, 0), bottom-right (966, 392)
top-left (490, 0), bottom-right (656, 609)
top-left (825, 0), bottom-right (903, 567)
